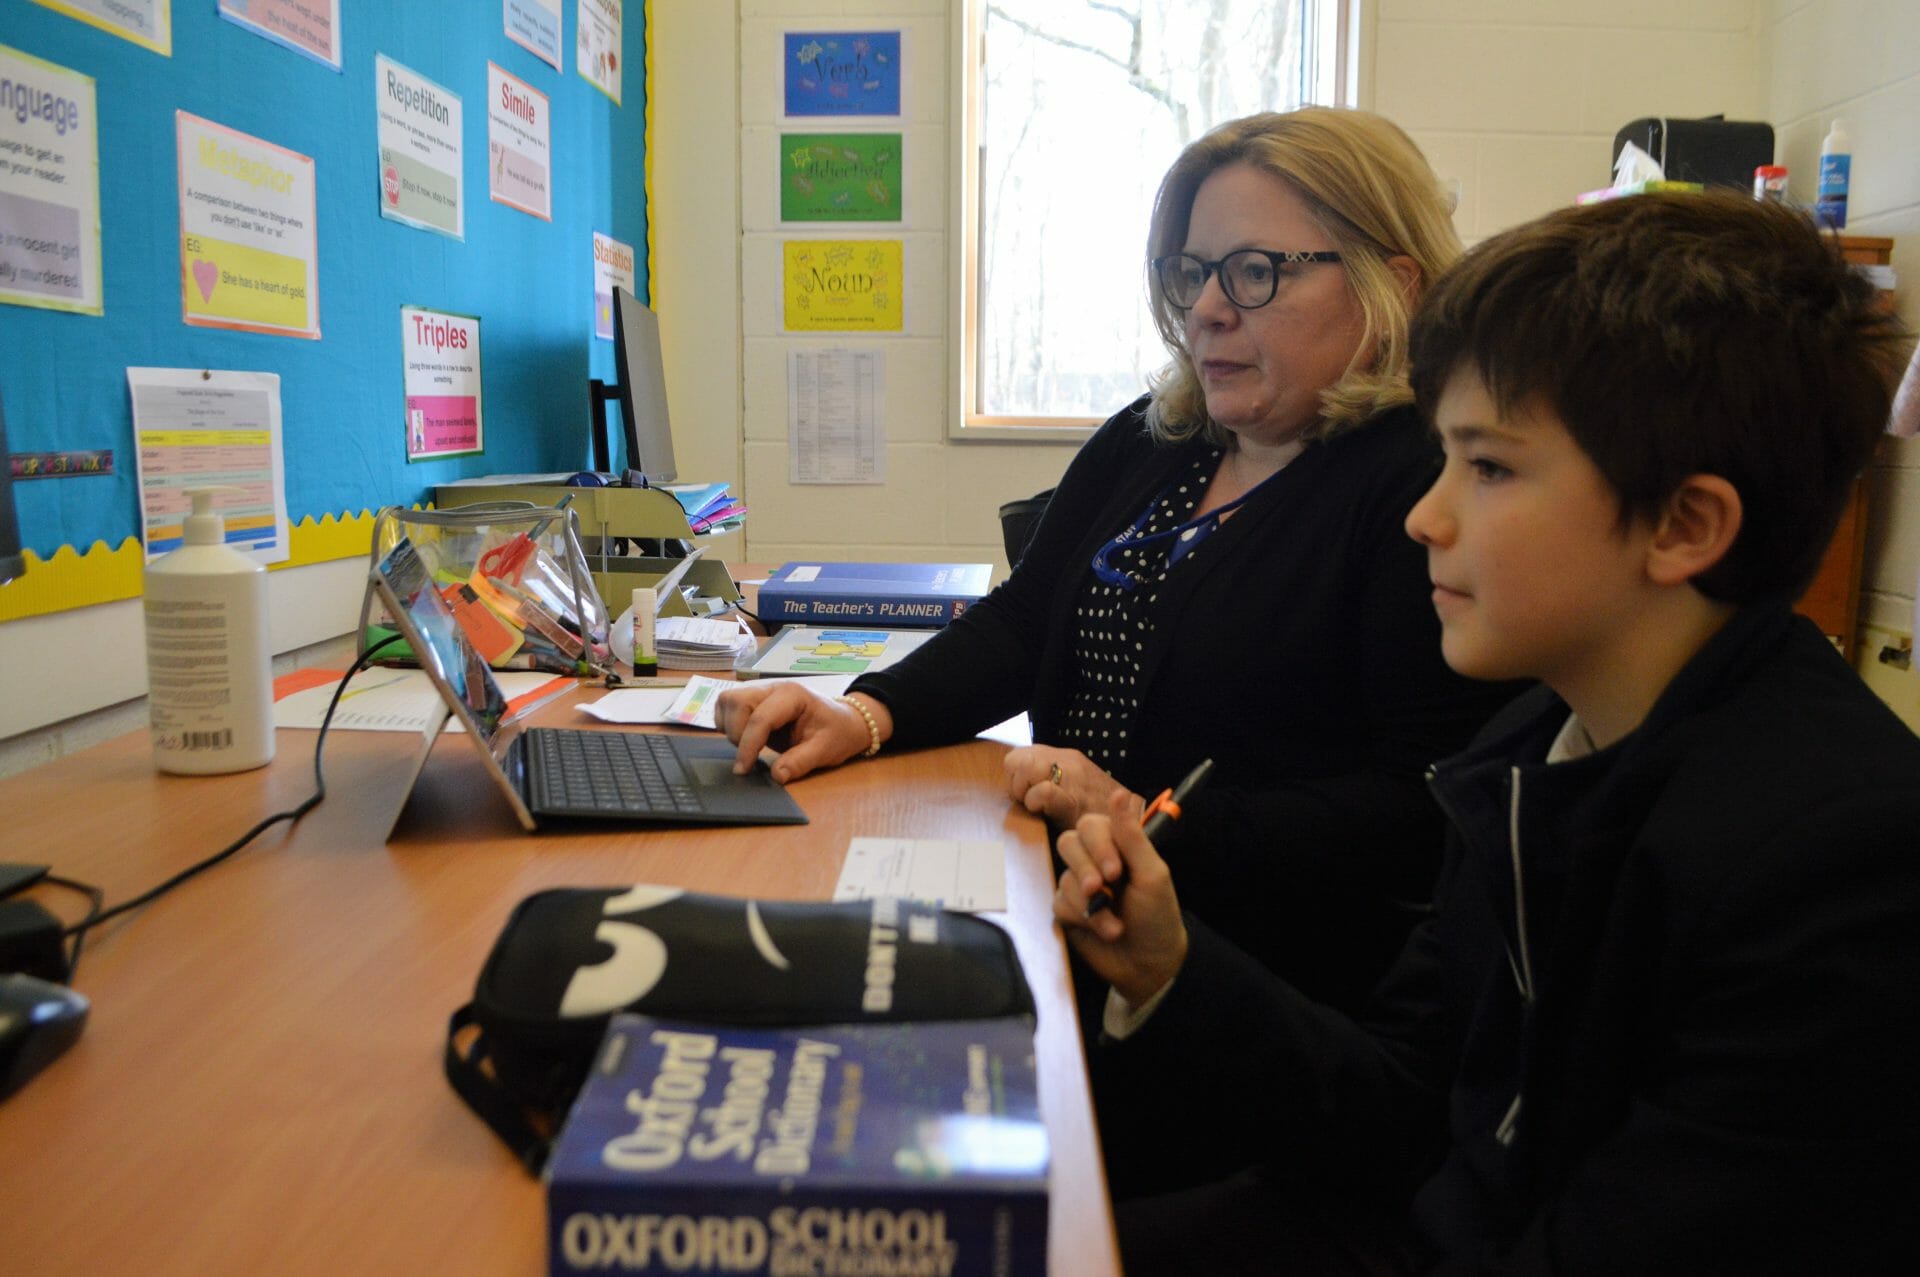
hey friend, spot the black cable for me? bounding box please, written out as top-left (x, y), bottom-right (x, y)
top-left (60, 636), bottom-right (405, 976)
top-left (40, 874), bottom-right (105, 977)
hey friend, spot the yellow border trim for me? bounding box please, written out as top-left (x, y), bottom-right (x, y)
top-left (644, 0), bottom-right (655, 307)
top-left (0, 509), bottom-right (384, 623)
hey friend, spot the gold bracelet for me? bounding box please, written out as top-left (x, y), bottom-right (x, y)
top-left (838, 694), bottom-right (882, 758)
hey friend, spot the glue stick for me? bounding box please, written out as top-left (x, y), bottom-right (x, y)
top-left (631, 586), bottom-right (658, 675)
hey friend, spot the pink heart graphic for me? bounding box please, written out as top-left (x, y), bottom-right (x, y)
top-left (191, 258), bottom-right (218, 302)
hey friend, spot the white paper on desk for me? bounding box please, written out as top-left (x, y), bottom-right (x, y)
top-left (834, 838), bottom-right (1008, 913)
top-left (650, 673), bottom-right (862, 729)
top-left (978, 712), bottom-right (1032, 748)
top-left (578, 687), bottom-right (684, 725)
top-left (274, 670), bottom-right (563, 731)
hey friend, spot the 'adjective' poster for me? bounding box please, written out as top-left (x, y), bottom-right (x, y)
top-left (505, 0), bottom-right (563, 71)
top-left (783, 32), bottom-right (901, 117)
top-left (781, 133), bottom-right (902, 222)
top-left (592, 231), bottom-right (634, 341)
top-left (401, 307), bottom-right (482, 460)
top-left (0, 46), bottom-right (101, 315)
top-left (376, 55), bottom-right (463, 240)
top-left (217, 0), bottom-right (341, 71)
top-left (30, 0), bottom-right (170, 57)
top-left (128, 366), bottom-right (290, 564)
top-left (486, 62), bottom-right (550, 221)
top-left (576, 0), bottom-right (622, 103)
top-left (175, 111), bottom-right (319, 339)
top-left (783, 240), bottom-right (902, 332)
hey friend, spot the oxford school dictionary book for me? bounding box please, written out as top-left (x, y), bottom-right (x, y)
top-left (546, 1014), bottom-right (1048, 1276)
top-left (757, 563), bottom-right (993, 628)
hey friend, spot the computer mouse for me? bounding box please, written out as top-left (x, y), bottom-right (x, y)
top-left (0, 972), bottom-right (90, 1101)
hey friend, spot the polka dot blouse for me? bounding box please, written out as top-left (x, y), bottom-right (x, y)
top-left (1058, 448), bottom-right (1224, 772)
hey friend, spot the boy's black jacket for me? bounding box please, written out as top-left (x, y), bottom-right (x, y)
top-left (1100, 604), bottom-right (1920, 1273)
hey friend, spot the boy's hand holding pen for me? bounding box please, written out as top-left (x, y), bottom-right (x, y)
top-left (1085, 758), bottom-right (1214, 918)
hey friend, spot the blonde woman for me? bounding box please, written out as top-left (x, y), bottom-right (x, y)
top-left (721, 109), bottom-right (1511, 1019)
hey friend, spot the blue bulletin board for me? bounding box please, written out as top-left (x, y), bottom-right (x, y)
top-left (0, 1), bottom-right (650, 617)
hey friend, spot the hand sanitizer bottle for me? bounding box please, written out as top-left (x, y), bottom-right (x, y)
top-left (143, 488), bottom-right (275, 774)
top-left (1817, 120), bottom-right (1850, 230)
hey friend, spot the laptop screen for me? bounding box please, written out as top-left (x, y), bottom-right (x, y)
top-left (376, 538), bottom-right (511, 744)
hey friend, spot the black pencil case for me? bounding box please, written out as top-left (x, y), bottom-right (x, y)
top-left (444, 884), bottom-right (1034, 1171)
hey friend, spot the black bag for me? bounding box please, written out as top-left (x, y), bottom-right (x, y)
top-left (444, 885), bottom-right (1034, 1170)
top-left (1612, 115), bottom-right (1774, 190)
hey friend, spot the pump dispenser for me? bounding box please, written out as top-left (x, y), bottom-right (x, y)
top-left (1817, 120), bottom-right (1850, 229)
top-left (143, 488), bottom-right (275, 774)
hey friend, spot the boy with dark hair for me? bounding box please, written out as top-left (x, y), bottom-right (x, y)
top-left (1056, 191), bottom-right (1920, 1273)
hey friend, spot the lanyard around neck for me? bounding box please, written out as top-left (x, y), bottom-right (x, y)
top-left (1090, 475), bottom-right (1257, 591)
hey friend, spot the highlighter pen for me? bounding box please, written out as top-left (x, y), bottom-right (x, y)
top-left (1086, 757), bottom-right (1214, 918)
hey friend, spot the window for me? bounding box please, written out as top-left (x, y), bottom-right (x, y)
top-left (958, 0), bottom-right (1353, 433)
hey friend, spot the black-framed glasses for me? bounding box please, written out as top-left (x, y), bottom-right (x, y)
top-left (1153, 249), bottom-right (1343, 311)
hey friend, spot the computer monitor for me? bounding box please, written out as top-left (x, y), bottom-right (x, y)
top-left (589, 287), bottom-right (678, 486)
top-left (0, 389), bottom-right (24, 586)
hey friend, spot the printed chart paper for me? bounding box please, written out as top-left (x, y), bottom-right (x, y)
top-left (504, 0), bottom-right (562, 71)
top-left (783, 31), bottom-right (901, 116)
top-left (401, 307), bottom-right (482, 460)
top-left (783, 240), bottom-right (901, 332)
top-left (575, 0), bottom-right (622, 103)
top-left (0, 46), bottom-right (101, 315)
top-left (128, 367), bottom-right (290, 566)
top-left (30, 0), bottom-right (170, 56)
top-left (175, 112), bottom-right (318, 338)
top-left (486, 62), bottom-right (550, 221)
top-left (591, 231), bottom-right (634, 340)
top-left (217, 0), bottom-right (340, 70)
top-left (833, 838), bottom-right (1008, 913)
top-left (788, 347), bottom-right (883, 484)
top-left (781, 132), bottom-right (901, 222)
top-left (375, 56), bottom-right (463, 239)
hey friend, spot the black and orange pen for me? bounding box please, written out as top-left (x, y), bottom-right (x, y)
top-left (1085, 757), bottom-right (1213, 918)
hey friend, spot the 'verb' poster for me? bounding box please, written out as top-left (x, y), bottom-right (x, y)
top-left (783, 31), bottom-right (901, 116)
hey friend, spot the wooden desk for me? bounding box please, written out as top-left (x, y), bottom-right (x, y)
top-left (0, 694), bottom-right (1119, 1276)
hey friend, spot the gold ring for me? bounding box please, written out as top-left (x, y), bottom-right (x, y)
top-left (1048, 763), bottom-right (1064, 786)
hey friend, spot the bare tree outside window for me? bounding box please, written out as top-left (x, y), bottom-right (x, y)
top-left (967, 0), bottom-right (1342, 424)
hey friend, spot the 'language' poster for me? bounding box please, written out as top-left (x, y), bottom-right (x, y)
top-left (175, 111), bottom-right (319, 339)
top-left (0, 45), bottom-right (101, 315)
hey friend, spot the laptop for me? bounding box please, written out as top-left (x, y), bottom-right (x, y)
top-left (369, 537), bottom-right (806, 832)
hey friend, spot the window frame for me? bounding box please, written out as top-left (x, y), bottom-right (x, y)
top-left (949, 0), bottom-right (1360, 441)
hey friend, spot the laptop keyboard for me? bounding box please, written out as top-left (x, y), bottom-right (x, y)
top-left (527, 729), bottom-right (705, 817)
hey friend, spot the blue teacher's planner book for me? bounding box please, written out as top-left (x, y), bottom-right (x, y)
top-left (758, 562), bottom-right (993, 628)
top-left (546, 1014), bottom-right (1049, 1277)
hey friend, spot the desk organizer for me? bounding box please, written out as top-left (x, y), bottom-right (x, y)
top-left (359, 501), bottom-right (612, 675)
top-left (435, 478), bottom-right (742, 620)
